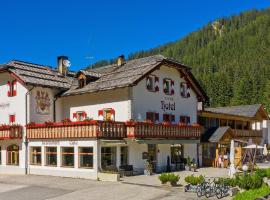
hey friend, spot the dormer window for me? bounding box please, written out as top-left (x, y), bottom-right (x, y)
top-left (79, 79), bottom-right (86, 88)
top-left (78, 73), bottom-right (87, 88)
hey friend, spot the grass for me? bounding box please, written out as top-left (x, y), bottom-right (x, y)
top-left (233, 184), bottom-right (270, 200)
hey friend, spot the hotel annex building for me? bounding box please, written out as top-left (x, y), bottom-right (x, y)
top-left (0, 55), bottom-right (267, 180)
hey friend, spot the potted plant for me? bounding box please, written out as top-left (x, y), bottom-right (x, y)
top-left (168, 173), bottom-right (180, 186)
top-left (184, 174), bottom-right (204, 192)
top-left (158, 173), bottom-right (169, 184)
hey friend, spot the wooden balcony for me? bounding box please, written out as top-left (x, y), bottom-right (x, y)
top-left (126, 122), bottom-right (203, 139)
top-left (0, 125), bottom-right (23, 140)
top-left (27, 121), bottom-right (126, 139)
top-left (233, 129), bottom-right (263, 138)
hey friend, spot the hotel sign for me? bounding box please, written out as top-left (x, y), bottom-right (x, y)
top-left (161, 97), bottom-right (175, 112)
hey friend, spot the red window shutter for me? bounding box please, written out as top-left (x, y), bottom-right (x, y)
top-left (155, 113), bottom-right (159, 122)
top-left (82, 112), bottom-right (87, 118)
top-left (146, 112), bottom-right (151, 120)
top-left (163, 114), bottom-right (169, 122)
top-left (12, 80), bottom-right (17, 96)
top-left (187, 84), bottom-right (191, 98)
top-left (171, 115), bottom-right (175, 122)
top-left (72, 113), bottom-right (77, 119)
top-left (163, 79), bottom-right (167, 94)
top-left (171, 80), bottom-right (174, 95)
top-left (9, 115), bottom-right (15, 123)
top-left (180, 116), bottom-right (185, 123)
top-left (111, 109), bottom-right (115, 115)
top-left (98, 110), bottom-right (103, 116)
top-left (7, 81), bottom-right (11, 97)
top-left (180, 83), bottom-right (184, 97)
top-left (154, 76), bottom-right (159, 92)
top-left (187, 116), bottom-right (191, 124)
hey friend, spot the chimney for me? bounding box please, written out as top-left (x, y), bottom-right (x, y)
top-left (57, 56), bottom-right (70, 75)
top-left (117, 55), bottom-right (125, 66)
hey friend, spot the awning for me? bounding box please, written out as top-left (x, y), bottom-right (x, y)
top-left (134, 139), bottom-right (200, 144)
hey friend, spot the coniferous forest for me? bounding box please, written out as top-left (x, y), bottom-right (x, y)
top-left (86, 8), bottom-right (270, 111)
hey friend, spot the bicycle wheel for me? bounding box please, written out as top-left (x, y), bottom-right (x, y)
top-left (196, 186), bottom-right (202, 197)
top-left (215, 188), bottom-right (222, 199)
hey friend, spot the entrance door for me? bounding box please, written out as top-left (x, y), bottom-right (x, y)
top-left (148, 144), bottom-right (157, 173)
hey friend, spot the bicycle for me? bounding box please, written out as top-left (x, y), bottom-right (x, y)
top-left (215, 182), bottom-right (230, 199)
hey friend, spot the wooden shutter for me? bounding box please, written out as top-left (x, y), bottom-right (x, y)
top-left (163, 79), bottom-right (167, 94)
top-left (187, 84), bottom-right (191, 98)
top-left (187, 116), bottom-right (191, 124)
top-left (9, 115), bottom-right (15, 123)
top-left (12, 80), bottom-right (17, 96)
top-left (171, 80), bottom-right (174, 95)
top-left (180, 83), bottom-right (184, 97)
top-left (171, 115), bottom-right (175, 122)
top-left (146, 77), bottom-right (151, 90)
top-left (98, 110), bottom-right (103, 116)
top-left (146, 112), bottom-right (151, 121)
top-left (163, 114), bottom-right (169, 122)
top-left (155, 113), bottom-right (159, 122)
top-left (72, 113), bottom-right (77, 119)
top-left (155, 76), bottom-right (159, 92)
top-left (7, 81), bottom-right (11, 97)
top-left (180, 116), bottom-right (186, 124)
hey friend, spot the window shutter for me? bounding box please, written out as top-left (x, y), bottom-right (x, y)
top-left (7, 81), bottom-right (11, 97)
top-left (9, 115), bottom-right (15, 123)
top-left (98, 110), bottom-right (103, 116)
top-left (180, 116), bottom-right (184, 123)
top-left (187, 84), bottom-right (191, 98)
top-left (171, 115), bottom-right (175, 122)
top-left (13, 115), bottom-right (15, 123)
top-left (82, 112), bottom-right (87, 118)
top-left (111, 109), bottom-right (115, 115)
top-left (163, 79), bottom-right (167, 93)
top-left (155, 76), bottom-right (159, 92)
top-left (72, 113), bottom-right (77, 119)
top-left (155, 113), bottom-right (159, 122)
top-left (146, 77), bottom-right (151, 90)
top-left (12, 80), bottom-right (17, 96)
top-left (187, 116), bottom-right (191, 124)
top-left (146, 112), bottom-right (151, 120)
top-left (171, 80), bottom-right (174, 95)
top-left (180, 83), bottom-right (184, 97)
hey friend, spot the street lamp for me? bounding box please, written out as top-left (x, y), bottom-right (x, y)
top-left (242, 164), bottom-right (248, 175)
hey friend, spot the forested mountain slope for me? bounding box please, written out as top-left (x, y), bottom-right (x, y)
top-left (86, 8), bottom-right (270, 111)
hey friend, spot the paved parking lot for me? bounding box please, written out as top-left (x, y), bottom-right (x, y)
top-left (0, 168), bottom-right (232, 200)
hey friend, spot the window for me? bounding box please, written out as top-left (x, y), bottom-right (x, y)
top-left (146, 112), bottom-right (159, 123)
top-left (7, 144), bottom-right (19, 166)
top-left (101, 147), bottom-right (116, 171)
top-left (76, 111), bottom-right (87, 121)
top-left (120, 146), bottom-right (128, 166)
top-left (171, 145), bottom-right (184, 164)
top-left (61, 147), bottom-right (74, 167)
top-left (9, 115), bottom-right (16, 124)
top-left (163, 114), bottom-right (175, 123)
top-left (163, 79), bottom-right (174, 95)
top-left (99, 109), bottom-right (115, 121)
top-left (146, 75), bottom-right (159, 92)
top-left (180, 116), bottom-right (191, 125)
top-left (30, 147), bottom-right (42, 165)
top-left (45, 147), bottom-right (57, 166)
top-left (79, 147), bottom-right (93, 168)
top-left (180, 82), bottom-right (190, 98)
top-left (7, 80), bottom-right (17, 97)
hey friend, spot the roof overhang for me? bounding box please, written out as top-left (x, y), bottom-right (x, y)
top-left (134, 139), bottom-right (200, 144)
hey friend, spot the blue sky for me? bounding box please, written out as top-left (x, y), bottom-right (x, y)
top-left (0, 0), bottom-right (269, 71)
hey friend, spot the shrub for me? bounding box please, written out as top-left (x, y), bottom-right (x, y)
top-left (233, 184), bottom-right (270, 200)
top-left (167, 173), bottom-right (180, 185)
top-left (158, 173), bottom-right (169, 184)
top-left (184, 174), bottom-right (204, 185)
top-left (236, 173), bottom-right (263, 190)
top-left (254, 168), bottom-right (267, 178)
top-left (265, 168), bottom-right (270, 179)
top-left (216, 177), bottom-right (237, 187)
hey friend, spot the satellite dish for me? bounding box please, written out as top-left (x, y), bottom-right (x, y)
top-left (63, 59), bottom-right (71, 68)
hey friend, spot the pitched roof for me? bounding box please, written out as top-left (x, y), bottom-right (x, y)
top-left (1, 60), bottom-right (75, 89)
top-left (202, 126), bottom-right (233, 143)
top-left (62, 55), bottom-right (207, 100)
top-left (204, 104), bottom-right (265, 118)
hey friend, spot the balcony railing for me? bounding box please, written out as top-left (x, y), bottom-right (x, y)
top-left (0, 125), bottom-right (23, 139)
top-left (126, 122), bottom-right (203, 139)
top-left (233, 129), bottom-right (263, 138)
top-left (26, 121), bottom-right (202, 140)
top-left (27, 121), bottom-right (126, 139)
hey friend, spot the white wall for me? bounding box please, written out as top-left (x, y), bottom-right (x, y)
top-left (132, 65), bottom-right (198, 123)
top-left (28, 139), bottom-right (98, 179)
top-left (59, 88), bottom-right (131, 122)
top-left (0, 72), bottom-right (27, 125)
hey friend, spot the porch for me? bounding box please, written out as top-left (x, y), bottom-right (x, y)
top-left (0, 125), bottom-right (23, 140)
